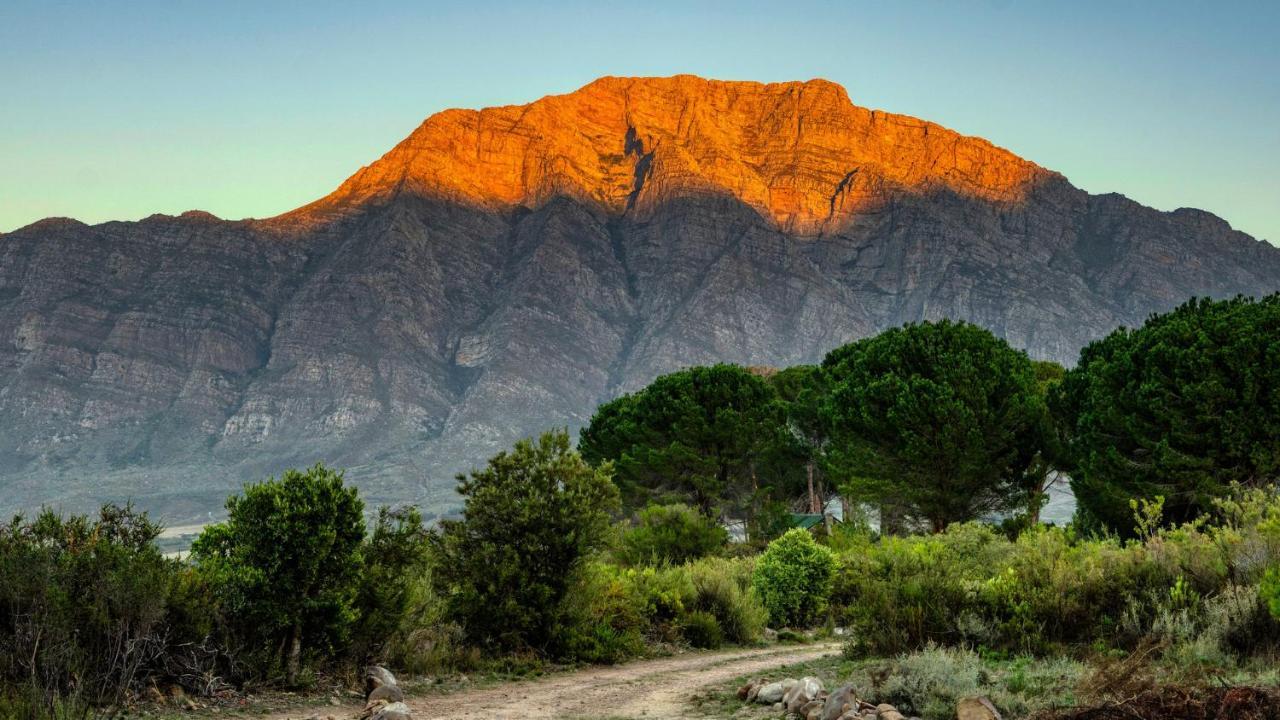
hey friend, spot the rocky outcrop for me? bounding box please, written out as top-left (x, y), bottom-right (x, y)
top-left (2, 75), bottom-right (1279, 520)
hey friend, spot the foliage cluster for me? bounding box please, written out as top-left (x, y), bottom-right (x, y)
top-left (833, 486), bottom-right (1280, 664)
top-left (752, 528), bottom-right (836, 628)
top-left (614, 503), bottom-right (729, 566)
top-left (1057, 295), bottom-right (1280, 532)
top-left (0, 507), bottom-right (176, 717)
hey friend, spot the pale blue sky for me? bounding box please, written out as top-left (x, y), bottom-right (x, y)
top-left (2, 1), bottom-right (1277, 243)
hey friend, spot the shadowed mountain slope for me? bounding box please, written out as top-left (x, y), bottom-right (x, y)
top-left (3, 76), bottom-right (1278, 519)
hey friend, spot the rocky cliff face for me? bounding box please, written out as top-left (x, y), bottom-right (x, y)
top-left (4, 75), bottom-right (1279, 520)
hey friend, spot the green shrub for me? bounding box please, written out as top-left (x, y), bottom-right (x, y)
top-left (837, 487), bottom-right (1280, 660)
top-left (430, 430), bottom-right (620, 654)
top-left (686, 557), bottom-right (767, 644)
top-left (616, 503), bottom-right (728, 566)
top-left (350, 506), bottom-right (432, 662)
top-left (867, 645), bottom-right (1084, 720)
top-left (0, 506), bottom-right (176, 715)
top-left (753, 529), bottom-right (836, 628)
top-left (680, 610), bottom-right (724, 649)
top-left (382, 570), bottom-right (473, 675)
top-left (556, 563), bottom-right (648, 663)
top-left (1261, 568), bottom-right (1280, 621)
top-left (191, 463), bottom-right (366, 684)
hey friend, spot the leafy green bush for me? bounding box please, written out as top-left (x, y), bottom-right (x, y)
top-left (350, 506), bottom-right (432, 662)
top-left (837, 487), bottom-right (1280, 661)
top-left (616, 503), bottom-right (728, 566)
top-left (0, 506), bottom-right (177, 715)
top-left (680, 610), bottom-right (724, 649)
top-left (555, 558), bottom-right (764, 661)
top-left (753, 529), bottom-right (836, 628)
top-left (625, 565), bottom-right (695, 633)
top-left (556, 562), bottom-right (649, 663)
top-left (1261, 568), bottom-right (1280, 621)
top-left (431, 430), bottom-right (620, 654)
top-left (380, 570), bottom-right (472, 675)
top-left (686, 557), bottom-right (766, 644)
top-left (191, 463), bottom-right (366, 684)
top-left (869, 645), bottom-right (1085, 720)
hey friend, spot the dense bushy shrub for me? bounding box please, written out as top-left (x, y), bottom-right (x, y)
top-left (686, 557), bottom-right (767, 644)
top-left (837, 486), bottom-right (1280, 661)
top-left (869, 645), bottom-right (1085, 720)
top-left (1263, 568), bottom-right (1280, 620)
top-left (191, 463), bottom-right (366, 684)
top-left (431, 430), bottom-right (620, 653)
top-left (0, 506), bottom-right (178, 716)
top-left (753, 529), bottom-right (836, 628)
top-left (556, 563), bottom-right (651, 663)
top-left (616, 503), bottom-right (728, 566)
top-left (349, 506), bottom-right (432, 662)
top-left (680, 610), bottom-right (724, 649)
top-left (555, 557), bottom-right (767, 662)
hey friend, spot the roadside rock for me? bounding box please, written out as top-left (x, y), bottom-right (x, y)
top-left (366, 701), bottom-right (412, 720)
top-left (755, 679), bottom-right (796, 704)
top-left (822, 685), bottom-right (858, 720)
top-left (365, 665), bottom-right (398, 697)
top-left (877, 703), bottom-right (906, 720)
top-left (783, 676), bottom-right (825, 713)
top-left (367, 685), bottom-right (404, 704)
top-left (799, 697), bottom-right (825, 720)
top-left (957, 696), bottom-right (1002, 720)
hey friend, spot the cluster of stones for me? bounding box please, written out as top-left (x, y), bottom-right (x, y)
top-left (356, 666), bottom-right (412, 720)
top-left (737, 677), bottom-right (1002, 720)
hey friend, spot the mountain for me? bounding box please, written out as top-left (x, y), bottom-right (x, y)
top-left (4, 75), bottom-right (1279, 521)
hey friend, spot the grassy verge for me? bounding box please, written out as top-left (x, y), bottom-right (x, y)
top-left (694, 645), bottom-right (1280, 720)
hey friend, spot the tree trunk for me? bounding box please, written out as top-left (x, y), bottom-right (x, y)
top-left (806, 461), bottom-right (819, 514)
top-left (879, 503), bottom-right (905, 536)
top-left (285, 622), bottom-right (302, 686)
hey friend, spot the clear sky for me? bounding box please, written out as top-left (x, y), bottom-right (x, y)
top-left (2, 1), bottom-right (1277, 243)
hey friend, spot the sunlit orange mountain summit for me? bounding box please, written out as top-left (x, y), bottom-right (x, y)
top-left (3, 75), bottom-right (1279, 520)
top-left (301, 75), bottom-right (1047, 234)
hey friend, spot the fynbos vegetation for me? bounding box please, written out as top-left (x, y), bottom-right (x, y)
top-left (3, 298), bottom-right (1280, 719)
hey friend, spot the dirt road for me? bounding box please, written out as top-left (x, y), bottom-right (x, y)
top-left (274, 643), bottom-right (839, 720)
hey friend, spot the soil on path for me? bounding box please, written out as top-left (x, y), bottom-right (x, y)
top-left (273, 642), bottom-right (839, 720)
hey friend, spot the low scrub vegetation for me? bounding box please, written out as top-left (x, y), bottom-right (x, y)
top-left (5, 298), bottom-right (1280, 718)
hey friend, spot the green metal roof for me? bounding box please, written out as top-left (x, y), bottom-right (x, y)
top-left (789, 513), bottom-right (824, 529)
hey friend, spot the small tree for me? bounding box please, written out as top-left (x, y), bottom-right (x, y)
top-left (430, 429), bottom-right (619, 653)
top-left (190, 464), bottom-right (365, 684)
top-left (617, 503), bottom-right (728, 566)
top-left (822, 320), bottom-right (1044, 532)
top-left (751, 528), bottom-right (835, 628)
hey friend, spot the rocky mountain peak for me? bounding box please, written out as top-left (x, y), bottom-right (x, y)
top-left (2, 76), bottom-right (1277, 522)
top-left (299, 75), bottom-right (1052, 234)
